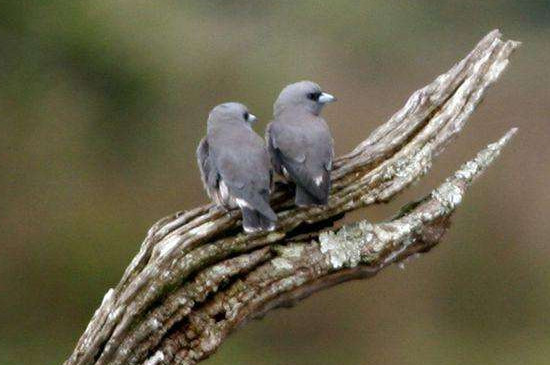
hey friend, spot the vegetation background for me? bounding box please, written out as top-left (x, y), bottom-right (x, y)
top-left (1, 1), bottom-right (549, 364)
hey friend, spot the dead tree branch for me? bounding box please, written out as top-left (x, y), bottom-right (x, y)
top-left (64, 30), bottom-right (520, 365)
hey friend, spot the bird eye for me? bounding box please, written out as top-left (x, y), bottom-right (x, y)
top-left (307, 92), bottom-right (321, 101)
top-left (243, 112), bottom-right (249, 120)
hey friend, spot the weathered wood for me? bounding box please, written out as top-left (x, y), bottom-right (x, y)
top-left (64, 30), bottom-right (520, 365)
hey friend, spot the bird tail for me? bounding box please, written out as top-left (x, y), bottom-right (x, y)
top-left (242, 207), bottom-right (276, 233)
top-left (295, 185), bottom-right (328, 207)
top-left (244, 192), bottom-right (278, 222)
top-left (233, 190), bottom-right (277, 233)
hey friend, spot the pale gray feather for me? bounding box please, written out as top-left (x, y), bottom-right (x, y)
top-left (197, 102), bottom-right (277, 232)
top-left (268, 81), bottom-right (335, 206)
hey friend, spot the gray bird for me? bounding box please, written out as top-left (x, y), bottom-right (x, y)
top-left (266, 81), bottom-right (336, 206)
top-left (197, 102), bottom-right (277, 233)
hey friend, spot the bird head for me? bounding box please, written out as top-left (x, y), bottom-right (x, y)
top-left (274, 81), bottom-right (336, 117)
top-left (208, 102), bottom-right (257, 131)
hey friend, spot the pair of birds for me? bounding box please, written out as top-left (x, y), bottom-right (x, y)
top-left (197, 81), bottom-right (336, 233)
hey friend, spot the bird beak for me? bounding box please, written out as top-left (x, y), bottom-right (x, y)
top-left (248, 113), bottom-right (258, 123)
top-left (318, 92), bottom-right (337, 104)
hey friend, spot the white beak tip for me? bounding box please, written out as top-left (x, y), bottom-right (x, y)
top-left (318, 92), bottom-right (336, 103)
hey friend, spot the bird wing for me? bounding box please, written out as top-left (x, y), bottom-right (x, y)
top-left (211, 130), bottom-right (276, 221)
top-left (268, 120), bottom-right (332, 201)
top-left (267, 121), bottom-right (306, 163)
top-left (266, 122), bottom-right (284, 176)
top-left (196, 137), bottom-right (220, 200)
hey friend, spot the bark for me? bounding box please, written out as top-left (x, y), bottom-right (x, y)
top-left (64, 30), bottom-right (520, 365)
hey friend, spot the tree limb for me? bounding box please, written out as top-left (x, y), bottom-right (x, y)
top-left (64, 30), bottom-right (520, 365)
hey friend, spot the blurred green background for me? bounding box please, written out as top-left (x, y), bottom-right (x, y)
top-left (1, 1), bottom-right (549, 364)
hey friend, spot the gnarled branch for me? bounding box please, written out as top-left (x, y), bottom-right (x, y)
top-left (64, 30), bottom-right (520, 365)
